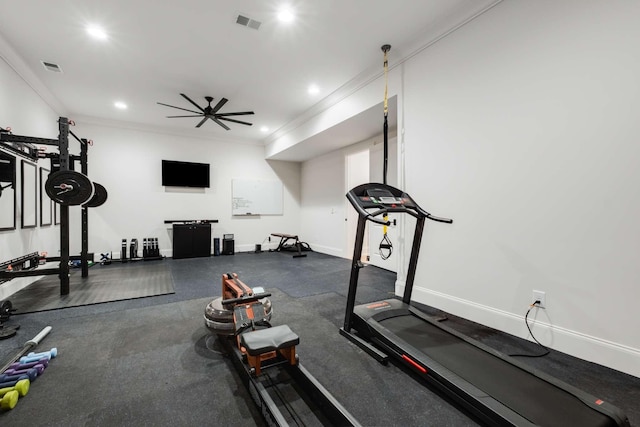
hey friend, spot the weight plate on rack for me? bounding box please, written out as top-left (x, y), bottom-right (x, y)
top-left (83, 182), bottom-right (108, 208)
top-left (45, 170), bottom-right (94, 206)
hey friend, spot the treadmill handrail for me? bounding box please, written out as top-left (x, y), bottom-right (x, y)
top-left (368, 206), bottom-right (453, 224)
top-left (423, 211), bottom-right (453, 224)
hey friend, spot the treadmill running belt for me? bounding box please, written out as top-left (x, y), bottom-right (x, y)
top-left (384, 315), bottom-right (613, 427)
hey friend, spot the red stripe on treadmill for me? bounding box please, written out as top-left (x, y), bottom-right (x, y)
top-left (402, 354), bottom-right (427, 374)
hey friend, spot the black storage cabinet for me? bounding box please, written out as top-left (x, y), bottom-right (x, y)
top-left (172, 223), bottom-right (211, 259)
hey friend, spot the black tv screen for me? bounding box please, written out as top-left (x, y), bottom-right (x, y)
top-left (162, 160), bottom-right (210, 188)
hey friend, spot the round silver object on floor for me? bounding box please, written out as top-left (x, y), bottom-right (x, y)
top-left (203, 296), bottom-right (273, 335)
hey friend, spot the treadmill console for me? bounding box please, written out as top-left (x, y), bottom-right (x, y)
top-left (356, 188), bottom-right (416, 210)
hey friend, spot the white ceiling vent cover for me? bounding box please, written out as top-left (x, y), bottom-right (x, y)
top-left (236, 14), bottom-right (261, 30)
top-left (41, 61), bottom-right (62, 73)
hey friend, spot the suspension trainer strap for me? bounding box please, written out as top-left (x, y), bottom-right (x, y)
top-left (382, 44), bottom-right (390, 186)
top-left (379, 44), bottom-right (393, 260)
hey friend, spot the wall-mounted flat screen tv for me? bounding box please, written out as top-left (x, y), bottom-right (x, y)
top-left (162, 160), bottom-right (210, 188)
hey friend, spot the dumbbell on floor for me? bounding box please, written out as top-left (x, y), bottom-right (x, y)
top-left (0, 378), bottom-right (30, 397)
top-left (20, 347), bottom-right (57, 363)
top-left (8, 358), bottom-right (49, 371)
top-left (0, 390), bottom-right (18, 411)
top-left (3, 365), bottom-right (44, 379)
top-left (0, 379), bottom-right (30, 410)
top-left (0, 372), bottom-right (32, 383)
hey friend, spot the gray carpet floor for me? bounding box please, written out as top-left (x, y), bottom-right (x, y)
top-left (0, 251), bottom-right (638, 426)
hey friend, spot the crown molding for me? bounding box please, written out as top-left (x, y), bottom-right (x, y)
top-left (0, 33), bottom-right (68, 116)
top-left (265, 0), bottom-right (503, 145)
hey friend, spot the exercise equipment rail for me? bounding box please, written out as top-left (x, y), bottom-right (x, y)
top-left (340, 182), bottom-right (630, 427)
top-left (204, 273), bottom-right (361, 426)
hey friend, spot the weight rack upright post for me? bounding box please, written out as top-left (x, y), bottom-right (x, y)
top-left (58, 117), bottom-right (70, 295)
top-left (80, 138), bottom-right (89, 278)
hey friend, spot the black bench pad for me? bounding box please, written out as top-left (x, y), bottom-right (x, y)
top-left (241, 325), bottom-right (299, 356)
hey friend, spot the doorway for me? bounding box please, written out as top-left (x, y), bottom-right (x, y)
top-left (345, 148), bottom-right (370, 262)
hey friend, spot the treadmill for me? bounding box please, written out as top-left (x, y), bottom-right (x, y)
top-left (340, 182), bottom-right (630, 427)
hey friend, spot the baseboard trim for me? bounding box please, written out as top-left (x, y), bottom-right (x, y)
top-left (305, 243), bottom-right (344, 258)
top-left (394, 282), bottom-right (639, 378)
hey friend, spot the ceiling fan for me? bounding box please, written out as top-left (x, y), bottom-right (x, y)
top-left (157, 93), bottom-right (254, 130)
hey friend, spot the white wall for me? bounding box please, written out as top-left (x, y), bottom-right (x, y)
top-left (300, 145), bottom-right (348, 257)
top-left (0, 53), bottom-right (60, 299)
top-left (300, 135), bottom-right (393, 259)
top-left (292, 1), bottom-right (640, 377)
top-left (68, 121), bottom-right (301, 257)
top-left (400, 1), bottom-right (640, 376)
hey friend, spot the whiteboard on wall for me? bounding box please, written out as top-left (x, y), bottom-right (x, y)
top-left (232, 179), bottom-right (283, 215)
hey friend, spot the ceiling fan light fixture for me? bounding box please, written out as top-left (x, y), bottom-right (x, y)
top-left (158, 94), bottom-right (254, 130)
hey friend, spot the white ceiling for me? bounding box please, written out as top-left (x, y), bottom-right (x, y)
top-left (0, 0), bottom-right (498, 158)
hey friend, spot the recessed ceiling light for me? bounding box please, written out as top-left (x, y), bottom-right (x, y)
top-left (308, 84), bottom-right (320, 95)
top-left (86, 25), bottom-right (108, 40)
top-left (260, 126), bottom-right (269, 133)
top-left (277, 8), bottom-right (295, 23)
top-left (114, 101), bottom-right (127, 110)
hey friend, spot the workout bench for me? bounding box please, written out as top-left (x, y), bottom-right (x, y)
top-left (270, 233), bottom-right (307, 258)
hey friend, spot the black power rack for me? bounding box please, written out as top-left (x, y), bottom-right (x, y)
top-left (0, 118), bottom-right (97, 295)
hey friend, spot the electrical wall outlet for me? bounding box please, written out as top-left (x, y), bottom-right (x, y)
top-left (532, 290), bottom-right (546, 309)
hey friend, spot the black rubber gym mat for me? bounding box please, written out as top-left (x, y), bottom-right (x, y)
top-left (8, 261), bottom-right (175, 314)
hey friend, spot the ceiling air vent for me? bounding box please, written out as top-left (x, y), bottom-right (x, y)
top-left (236, 14), bottom-right (261, 30)
top-left (41, 61), bottom-right (62, 73)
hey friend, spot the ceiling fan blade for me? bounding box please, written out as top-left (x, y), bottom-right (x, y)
top-left (215, 111), bottom-right (255, 117)
top-left (195, 116), bottom-right (209, 128)
top-left (180, 93), bottom-right (206, 112)
top-left (212, 117), bottom-right (231, 130)
top-left (166, 115), bottom-right (204, 118)
top-left (157, 102), bottom-right (202, 114)
top-left (212, 98), bottom-right (228, 113)
top-left (217, 117), bottom-right (253, 126)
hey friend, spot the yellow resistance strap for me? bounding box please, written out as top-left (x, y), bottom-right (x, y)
top-left (380, 44), bottom-right (392, 260)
